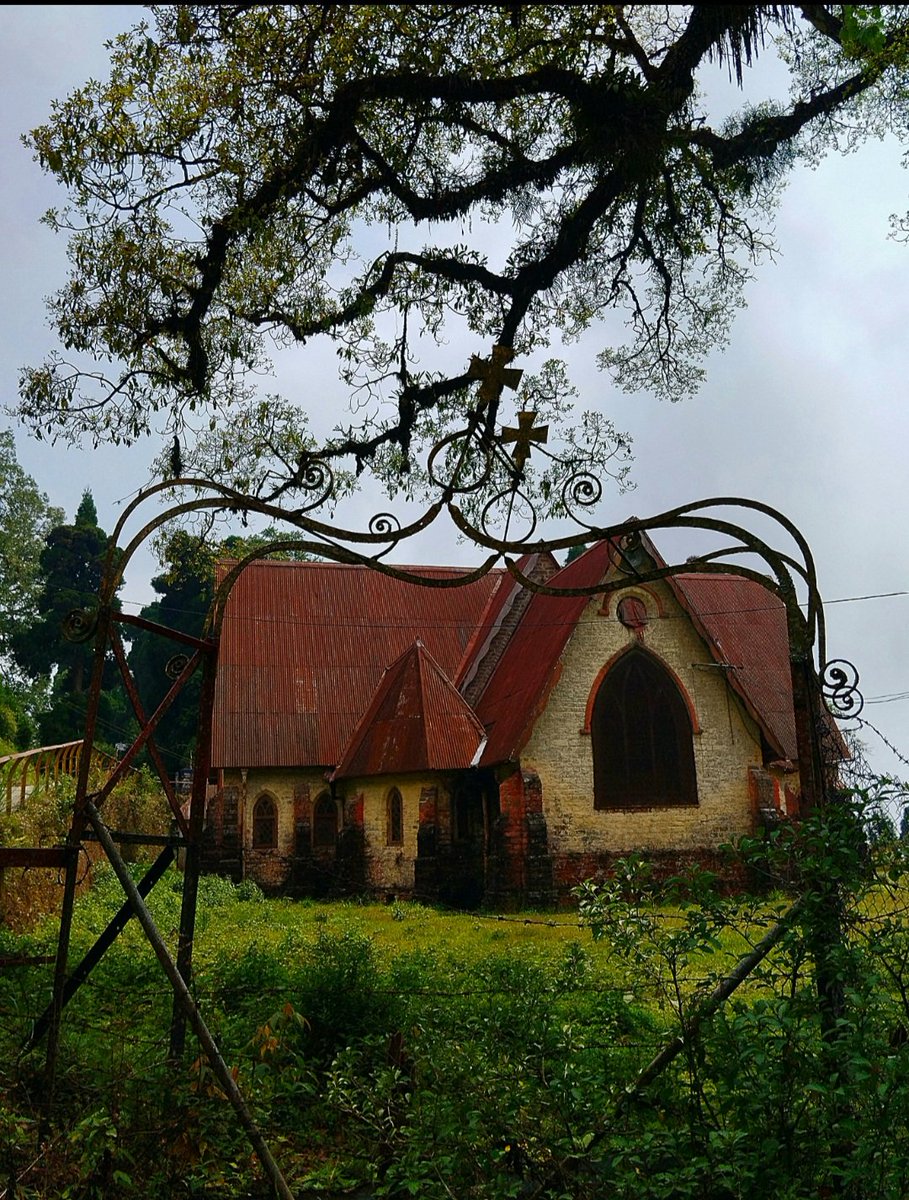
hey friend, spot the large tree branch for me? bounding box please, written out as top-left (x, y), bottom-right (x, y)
top-left (687, 67), bottom-right (876, 169)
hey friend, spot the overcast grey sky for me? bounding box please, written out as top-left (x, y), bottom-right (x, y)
top-left (2, 6), bottom-right (908, 780)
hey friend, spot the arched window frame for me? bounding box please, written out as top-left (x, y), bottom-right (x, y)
top-left (312, 792), bottom-right (338, 848)
top-left (252, 792), bottom-right (278, 849)
top-left (386, 787), bottom-right (403, 846)
top-left (590, 647), bottom-right (698, 810)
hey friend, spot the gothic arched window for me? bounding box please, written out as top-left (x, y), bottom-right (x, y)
top-left (252, 794), bottom-right (277, 849)
top-left (386, 788), bottom-right (403, 846)
top-left (592, 650), bottom-right (697, 809)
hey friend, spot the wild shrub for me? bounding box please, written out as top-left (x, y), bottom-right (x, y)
top-left (0, 765), bottom-right (170, 932)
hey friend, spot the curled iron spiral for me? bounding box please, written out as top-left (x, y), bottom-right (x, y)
top-left (62, 609), bottom-right (99, 644)
top-left (295, 456), bottom-right (335, 511)
top-left (561, 470), bottom-right (603, 526)
top-left (368, 512), bottom-right (402, 539)
top-left (165, 653), bottom-right (191, 680)
top-left (821, 659), bottom-right (864, 719)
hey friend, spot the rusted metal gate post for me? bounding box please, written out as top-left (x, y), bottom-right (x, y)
top-left (43, 602), bottom-right (115, 1118)
top-left (84, 801), bottom-right (295, 1200)
top-left (170, 637), bottom-right (219, 1060)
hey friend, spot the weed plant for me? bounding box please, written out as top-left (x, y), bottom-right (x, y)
top-left (3, 785), bottom-right (909, 1196)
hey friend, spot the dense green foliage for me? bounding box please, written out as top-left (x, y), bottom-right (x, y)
top-left (0, 432), bottom-right (64, 674)
top-left (16, 6), bottom-right (909, 513)
top-left (11, 492), bottom-right (126, 746)
top-left (0, 433), bottom-right (65, 749)
top-left (4, 786), bottom-right (909, 1198)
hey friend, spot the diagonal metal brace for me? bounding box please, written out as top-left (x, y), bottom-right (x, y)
top-left (23, 845), bottom-right (177, 1053)
top-left (83, 801), bottom-right (294, 1200)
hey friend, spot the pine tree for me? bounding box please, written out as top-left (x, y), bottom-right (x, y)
top-left (13, 491), bottom-right (126, 745)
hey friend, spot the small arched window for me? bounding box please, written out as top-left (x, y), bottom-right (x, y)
top-left (592, 650), bottom-right (697, 809)
top-left (386, 788), bottom-right (403, 846)
top-left (313, 793), bottom-right (338, 848)
top-left (252, 794), bottom-right (277, 849)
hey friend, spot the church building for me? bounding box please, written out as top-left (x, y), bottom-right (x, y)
top-left (203, 537), bottom-right (802, 905)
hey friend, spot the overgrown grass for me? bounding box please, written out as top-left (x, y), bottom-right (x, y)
top-left (4, 816), bottom-right (909, 1198)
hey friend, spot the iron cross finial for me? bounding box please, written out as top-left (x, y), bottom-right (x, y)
top-left (467, 345), bottom-right (524, 407)
top-left (500, 410), bottom-right (549, 471)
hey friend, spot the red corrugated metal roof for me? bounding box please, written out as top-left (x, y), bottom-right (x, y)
top-left (671, 573), bottom-right (796, 759)
top-left (475, 541), bottom-right (619, 765)
top-left (332, 641), bottom-right (486, 779)
top-left (211, 542), bottom-right (802, 774)
top-left (211, 560), bottom-right (503, 768)
top-left (454, 551), bottom-right (556, 691)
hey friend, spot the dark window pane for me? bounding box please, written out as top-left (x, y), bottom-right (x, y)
top-left (387, 788), bottom-right (403, 845)
top-left (592, 651), bottom-right (697, 809)
top-left (252, 794), bottom-right (277, 849)
top-left (313, 794), bottom-right (338, 847)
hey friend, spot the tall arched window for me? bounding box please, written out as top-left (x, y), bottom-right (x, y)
top-left (592, 650), bottom-right (697, 809)
top-left (313, 793), bottom-right (338, 848)
top-left (386, 788), bottom-right (403, 846)
top-left (252, 793), bottom-right (277, 849)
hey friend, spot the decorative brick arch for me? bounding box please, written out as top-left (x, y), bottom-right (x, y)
top-left (588, 645), bottom-right (700, 810)
top-left (581, 644), bottom-right (701, 736)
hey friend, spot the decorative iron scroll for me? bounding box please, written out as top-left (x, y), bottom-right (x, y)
top-left (62, 608), bottom-right (99, 643)
top-left (100, 344), bottom-right (856, 699)
top-left (820, 659), bottom-right (864, 720)
top-left (165, 653), bottom-right (191, 681)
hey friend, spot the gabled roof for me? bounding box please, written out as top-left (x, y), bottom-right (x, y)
top-left (474, 539), bottom-right (799, 765)
top-left (455, 552), bottom-right (540, 691)
top-left (211, 559), bottom-right (504, 768)
top-left (331, 640), bottom-right (486, 780)
top-left (210, 540), bottom-right (802, 773)
top-left (474, 541), bottom-right (618, 765)
top-left (671, 573), bottom-right (795, 760)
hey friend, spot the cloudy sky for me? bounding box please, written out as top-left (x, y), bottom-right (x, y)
top-left (2, 6), bottom-right (908, 780)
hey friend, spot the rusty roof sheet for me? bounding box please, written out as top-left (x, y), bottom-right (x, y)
top-left (211, 560), bottom-right (503, 768)
top-left (476, 541), bottom-right (619, 765)
top-left (670, 573), bottom-right (797, 759)
top-left (455, 551), bottom-right (555, 691)
top-left (212, 542), bottom-right (802, 774)
top-left (332, 641), bottom-right (486, 779)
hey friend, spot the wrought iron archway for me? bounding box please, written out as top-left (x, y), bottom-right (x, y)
top-left (1, 350), bottom-right (863, 1198)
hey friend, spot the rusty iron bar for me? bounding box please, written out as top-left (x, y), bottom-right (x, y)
top-left (0, 848), bottom-right (71, 869)
top-left (523, 897), bottom-right (805, 1200)
top-left (169, 636), bottom-right (219, 1061)
top-left (83, 800), bottom-right (295, 1200)
top-left (88, 649), bottom-right (204, 814)
top-left (24, 846), bottom-right (177, 1053)
top-left (113, 608), bottom-right (211, 651)
top-left (43, 598), bottom-right (114, 1119)
top-left (108, 623), bottom-right (190, 837)
top-left (81, 829), bottom-right (186, 847)
top-left (0, 955), bottom-right (57, 968)
top-left (40, 844), bottom-right (79, 1128)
